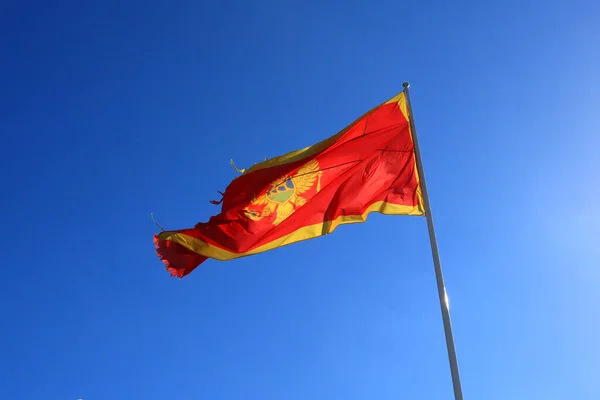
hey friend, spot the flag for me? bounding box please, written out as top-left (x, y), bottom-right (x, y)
top-left (155, 91), bottom-right (424, 278)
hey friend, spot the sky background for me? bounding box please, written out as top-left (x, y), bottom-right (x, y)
top-left (1, 0), bottom-right (599, 399)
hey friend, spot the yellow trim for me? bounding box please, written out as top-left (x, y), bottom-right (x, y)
top-left (159, 200), bottom-right (424, 261)
top-left (385, 91), bottom-right (409, 121)
top-left (386, 91), bottom-right (424, 211)
top-left (237, 92), bottom-right (408, 176)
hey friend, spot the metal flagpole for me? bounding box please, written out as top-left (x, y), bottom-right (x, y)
top-left (402, 82), bottom-right (464, 400)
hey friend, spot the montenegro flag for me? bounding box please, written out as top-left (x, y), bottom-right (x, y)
top-left (155, 91), bottom-right (425, 278)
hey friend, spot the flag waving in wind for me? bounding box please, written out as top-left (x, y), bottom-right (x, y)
top-left (155, 91), bottom-right (424, 278)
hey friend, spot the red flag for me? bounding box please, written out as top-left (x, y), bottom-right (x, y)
top-left (155, 92), bottom-right (424, 277)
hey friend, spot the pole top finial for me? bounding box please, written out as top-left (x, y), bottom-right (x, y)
top-left (402, 82), bottom-right (410, 89)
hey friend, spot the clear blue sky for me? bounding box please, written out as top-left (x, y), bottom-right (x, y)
top-left (1, 1), bottom-right (599, 399)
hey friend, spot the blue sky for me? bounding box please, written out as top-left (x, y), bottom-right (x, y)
top-left (1, 0), bottom-right (599, 399)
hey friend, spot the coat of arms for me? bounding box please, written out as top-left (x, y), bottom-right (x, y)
top-left (244, 159), bottom-right (321, 225)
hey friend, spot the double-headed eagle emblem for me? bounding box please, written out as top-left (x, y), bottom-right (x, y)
top-left (244, 160), bottom-right (321, 225)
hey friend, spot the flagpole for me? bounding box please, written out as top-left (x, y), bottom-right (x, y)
top-left (402, 82), bottom-right (464, 400)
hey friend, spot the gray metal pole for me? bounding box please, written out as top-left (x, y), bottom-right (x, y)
top-left (402, 82), bottom-right (464, 400)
